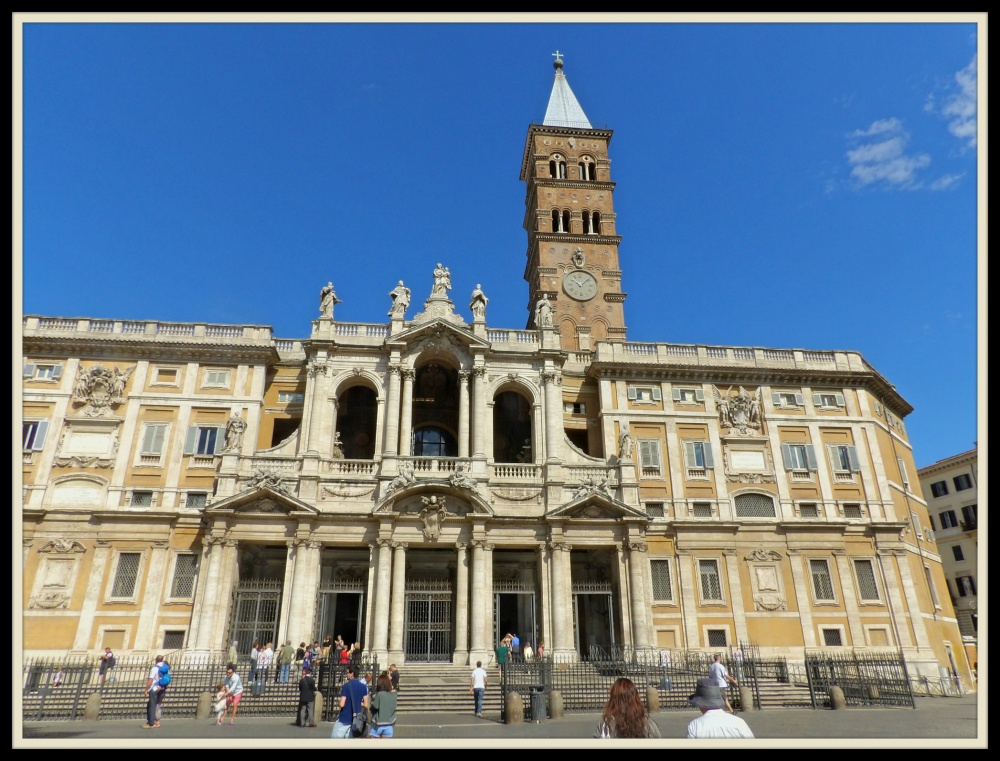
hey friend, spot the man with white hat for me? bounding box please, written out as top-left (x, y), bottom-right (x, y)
top-left (686, 678), bottom-right (755, 738)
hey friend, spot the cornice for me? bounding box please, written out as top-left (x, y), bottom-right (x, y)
top-left (23, 335), bottom-right (279, 365)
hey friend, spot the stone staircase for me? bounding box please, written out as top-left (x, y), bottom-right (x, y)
top-left (754, 679), bottom-right (815, 708)
top-left (392, 662), bottom-right (505, 715)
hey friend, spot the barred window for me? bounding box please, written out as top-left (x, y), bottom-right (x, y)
top-left (131, 491), bottom-right (153, 507)
top-left (163, 630), bottom-right (186, 650)
top-left (170, 554), bottom-right (198, 598)
top-left (650, 560), bottom-right (673, 601)
top-left (822, 628), bottom-right (844, 646)
top-left (186, 492), bottom-right (208, 509)
top-left (734, 493), bottom-right (776, 518)
top-left (111, 552), bottom-right (142, 598)
top-left (843, 503), bottom-right (863, 520)
top-left (799, 503), bottom-right (819, 519)
top-left (707, 629), bottom-right (727, 647)
top-left (853, 559), bottom-right (880, 601)
top-left (699, 559), bottom-right (723, 601)
top-left (646, 503), bottom-right (665, 518)
top-left (809, 559), bottom-right (835, 602)
top-left (692, 502), bottom-right (713, 518)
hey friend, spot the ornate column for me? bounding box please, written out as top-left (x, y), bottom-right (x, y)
top-left (458, 372), bottom-right (470, 459)
top-left (469, 540), bottom-right (486, 663)
top-left (626, 541), bottom-right (650, 648)
top-left (549, 541), bottom-right (574, 655)
top-left (133, 541), bottom-right (170, 651)
top-left (286, 539), bottom-right (322, 646)
top-left (188, 536), bottom-right (223, 651)
top-left (542, 371), bottom-right (562, 462)
top-left (723, 548), bottom-right (749, 645)
top-left (537, 543), bottom-right (551, 652)
top-left (388, 542), bottom-right (408, 660)
top-left (453, 542), bottom-right (470, 664)
top-left (302, 360), bottom-right (327, 453)
top-left (383, 363), bottom-right (402, 458)
top-left (398, 368), bottom-right (415, 456)
top-left (328, 397), bottom-right (340, 457)
top-left (277, 541), bottom-right (297, 645)
top-left (72, 540), bottom-right (112, 651)
top-left (370, 539), bottom-right (393, 657)
top-left (472, 367), bottom-right (487, 459)
top-left (786, 550), bottom-right (817, 647)
top-left (484, 543), bottom-right (495, 649)
top-left (676, 551), bottom-right (701, 648)
top-left (832, 549), bottom-right (865, 646)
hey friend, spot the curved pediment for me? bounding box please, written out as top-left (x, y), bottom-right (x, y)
top-left (374, 480), bottom-right (494, 517)
top-left (548, 490), bottom-right (647, 520)
top-left (205, 486), bottom-right (319, 516)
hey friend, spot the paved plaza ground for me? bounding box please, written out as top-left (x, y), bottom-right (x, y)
top-left (18, 693), bottom-right (984, 747)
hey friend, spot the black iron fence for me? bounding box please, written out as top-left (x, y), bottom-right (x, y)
top-left (804, 650), bottom-right (914, 708)
top-left (316, 656), bottom-right (381, 723)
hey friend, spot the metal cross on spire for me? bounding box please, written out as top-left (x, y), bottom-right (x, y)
top-left (551, 50), bottom-right (563, 62)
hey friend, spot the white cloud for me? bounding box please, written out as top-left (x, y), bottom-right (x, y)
top-left (929, 54), bottom-right (977, 150)
top-left (928, 173), bottom-right (965, 191)
top-left (844, 119), bottom-right (930, 190)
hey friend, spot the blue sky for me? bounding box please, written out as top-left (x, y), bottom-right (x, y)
top-left (15, 15), bottom-right (982, 469)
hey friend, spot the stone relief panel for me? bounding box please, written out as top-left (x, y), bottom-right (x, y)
top-left (745, 548), bottom-right (786, 611)
top-left (723, 444), bottom-right (775, 484)
top-left (72, 364), bottom-right (135, 417)
top-left (712, 385), bottom-right (763, 436)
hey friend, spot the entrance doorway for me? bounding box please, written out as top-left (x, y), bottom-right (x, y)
top-left (230, 579), bottom-right (282, 654)
top-left (404, 581), bottom-right (452, 662)
top-left (494, 589), bottom-right (537, 652)
top-left (316, 591), bottom-right (364, 647)
top-left (573, 584), bottom-right (615, 658)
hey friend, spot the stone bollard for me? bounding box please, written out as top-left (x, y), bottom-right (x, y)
top-left (505, 691), bottom-right (524, 724)
top-left (548, 689), bottom-right (564, 719)
top-left (83, 692), bottom-right (101, 721)
top-left (829, 685), bottom-right (846, 710)
top-left (738, 685), bottom-right (755, 711)
top-left (315, 692), bottom-right (324, 722)
top-left (645, 684), bottom-right (660, 713)
top-left (196, 691), bottom-right (213, 720)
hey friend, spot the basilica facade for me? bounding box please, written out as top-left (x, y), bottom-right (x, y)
top-left (20, 58), bottom-right (972, 685)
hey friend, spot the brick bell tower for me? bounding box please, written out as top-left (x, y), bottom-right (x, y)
top-left (520, 52), bottom-right (627, 350)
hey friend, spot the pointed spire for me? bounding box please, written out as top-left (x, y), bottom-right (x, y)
top-left (542, 51), bottom-right (592, 129)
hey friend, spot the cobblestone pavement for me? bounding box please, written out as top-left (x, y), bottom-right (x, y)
top-left (18, 694), bottom-right (983, 747)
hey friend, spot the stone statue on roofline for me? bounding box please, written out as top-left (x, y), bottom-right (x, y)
top-left (319, 282), bottom-right (342, 319)
top-left (388, 280), bottom-right (411, 317)
top-left (469, 284), bottom-right (488, 320)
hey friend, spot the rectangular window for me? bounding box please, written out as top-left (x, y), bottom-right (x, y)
top-left (183, 425), bottom-right (224, 456)
top-left (163, 630), bottom-right (186, 650)
top-left (930, 480), bottom-right (949, 498)
top-left (772, 391), bottom-right (805, 408)
top-left (201, 369), bottom-right (231, 389)
top-left (683, 441), bottom-right (715, 470)
top-left (563, 402), bottom-right (586, 414)
top-left (822, 628), bottom-right (844, 647)
top-left (279, 391), bottom-right (305, 404)
top-left (813, 392), bottom-right (845, 409)
top-left (24, 363), bottom-right (64, 381)
top-left (692, 502), bottom-right (713, 518)
top-left (953, 474), bottom-right (973, 491)
top-left (827, 444), bottom-right (861, 473)
top-left (781, 442), bottom-right (817, 471)
top-left (799, 503), bottom-right (819, 519)
top-left (706, 629), bottom-right (728, 648)
top-left (110, 552), bottom-right (142, 599)
top-left (939, 510), bottom-right (959, 529)
top-left (638, 439), bottom-right (662, 477)
top-left (957, 576), bottom-right (977, 597)
top-left (130, 491), bottom-right (153, 508)
top-left (673, 388), bottom-right (704, 404)
top-left (650, 560), bottom-right (673, 602)
top-left (699, 559), bottom-right (723, 601)
top-left (170, 554), bottom-right (198, 598)
top-left (896, 457), bottom-right (911, 490)
top-left (809, 559), bottom-right (836, 602)
top-left (853, 559), bottom-right (880, 602)
top-left (186, 492), bottom-right (208, 509)
top-left (139, 423), bottom-right (168, 456)
top-left (628, 386), bottom-right (662, 404)
top-left (961, 505), bottom-right (977, 529)
top-left (843, 503), bottom-right (863, 520)
top-left (645, 503), bottom-right (665, 518)
top-left (924, 564), bottom-right (940, 608)
top-left (22, 421), bottom-right (50, 451)
top-left (952, 545), bottom-right (965, 562)
top-left (152, 367), bottom-right (179, 385)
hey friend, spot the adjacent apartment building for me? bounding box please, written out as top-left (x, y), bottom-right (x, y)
top-left (20, 56), bottom-right (973, 686)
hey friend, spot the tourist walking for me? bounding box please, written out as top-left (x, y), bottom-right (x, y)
top-left (369, 672), bottom-right (398, 737)
top-left (595, 678), bottom-right (661, 738)
top-left (255, 642), bottom-right (274, 695)
top-left (279, 641), bottom-right (295, 683)
top-left (708, 653), bottom-right (739, 713)
top-left (224, 664), bottom-right (244, 725)
top-left (331, 666), bottom-right (369, 739)
top-left (686, 678), bottom-right (754, 738)
top-left (470, 660), bottom-right (488, 717)
top-left (248, 640), bottom-right (260, 686)
top-left (142, 655), bottom-right (165, 729)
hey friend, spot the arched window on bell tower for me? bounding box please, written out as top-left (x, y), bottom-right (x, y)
top-left (552, 209), bottom-right (571, 234)
top-left (578, 155), bottom-right (595, 181)
top-left (549, 153), bottom-right (567, 179)
top-left (582, 210), bottom-right (602, 235)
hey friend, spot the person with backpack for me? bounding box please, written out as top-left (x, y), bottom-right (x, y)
top-left (143, 655), bottom-right (165, 729)
top-left (154, 657), bottom-right (171, 723)
top-left (98, 646), bottom-right (116, 685)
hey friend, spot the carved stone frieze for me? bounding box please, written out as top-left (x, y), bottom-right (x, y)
top-left (38, 538), bottom-right (87, 554)
top-left (243, 467), bottom-right (288, 494)
top-left (30, 592), bottom-right (71, 609)
top-left (726, 471), bottom-right (776, 484)
top-left (489, 487), bottom-right (543, 503)
top-left (72, 363), bottom-right (135, 416)
top-left (712, 385), bottom-right (763, 436)
top-left (745, 549), bottom-right (782, 562)
top-left (753, 594), bottom-right (787, 611)
top-left (322, 483), bottom-right (377, 499)
top-left (571, 474), bottom-right (613, 500)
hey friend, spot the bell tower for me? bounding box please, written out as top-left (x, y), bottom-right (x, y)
top-left (520, 52), bottom-right (627, 350)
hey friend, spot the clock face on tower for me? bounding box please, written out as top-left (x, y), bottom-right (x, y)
top-left (563, 270), bottom-right (598, 301)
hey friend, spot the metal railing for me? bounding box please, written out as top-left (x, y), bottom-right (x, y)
top-left (804, 650), bottom-right (915, 708)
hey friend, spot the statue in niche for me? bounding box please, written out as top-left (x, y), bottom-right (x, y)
top-left (618, 426), bottom-right (634, 460)
top-left (319, 281), bottom-right (342, 319)
top-left (534, 294), bottom-right (553, 328)
top-left (388, 281), bottom-right (411, 317)
top-left (419, 495), bottom-right (448, 541)
top-left (332, 431), bottom-right (345, 459)
top-left (224, 414), bottom-right (247, 451)
top-left (431, 263), bottom-right (452, 296)
top-left (469, 284), bottom-right (488, 320)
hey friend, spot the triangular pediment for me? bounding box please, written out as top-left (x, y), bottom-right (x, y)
top-left (548, 490), bottom-right (646, 520)
top-left (373, 479), bottom-right (494, 517)
top-left (206, 485), bottom-right (319, 516)
top-left (389, 318), bottom-right (489, 353)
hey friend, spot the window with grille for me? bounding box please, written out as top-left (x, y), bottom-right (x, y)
top-left (699, 559), bottom-right (723, 601)
top-left (186, 492), bottom-right (208, 509)
top-left (707, 629), bottom-right (728, 647)
top-left (734, 493), bottom-right (776, 518)
top-left (131, 491), bottom-right (153, 507)
top-left (799, 503), bottom-right (819, 519)
top-left (810, 559), bottom-right (835, 602)
top-left (843, 503), bottom-right (863, 520)
top-left (111, 553), bottom-right (142, 598)
top-left (693, 502), bottom-right (713, 518)
top-left (163, 630), bottom-right (186, 650)
top-left (650, 560), bottom-right (673, 601)
top-left (822, 628), bottom-right (844, 646)
top-left (170, 554), bottom-right (198, 598)
top-left (853, 559), bottom-right (880, 601)
top-left (646, 503), bottom-right (665, 518)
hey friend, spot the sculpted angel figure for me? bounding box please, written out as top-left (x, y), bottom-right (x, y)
top-left (712, 385), bottom-right (733, 428)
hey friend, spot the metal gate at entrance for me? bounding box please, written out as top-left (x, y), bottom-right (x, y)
top-left (573, 582), bottom-right (615, 658)
top-left (404, 580), bottom-right (452, 662)
top-left (316, 576), bottom-right (366, 647)
top-left (230, 579), bottom-right (282, 653)
top-left (494, 581), bottom-right (537, 649)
